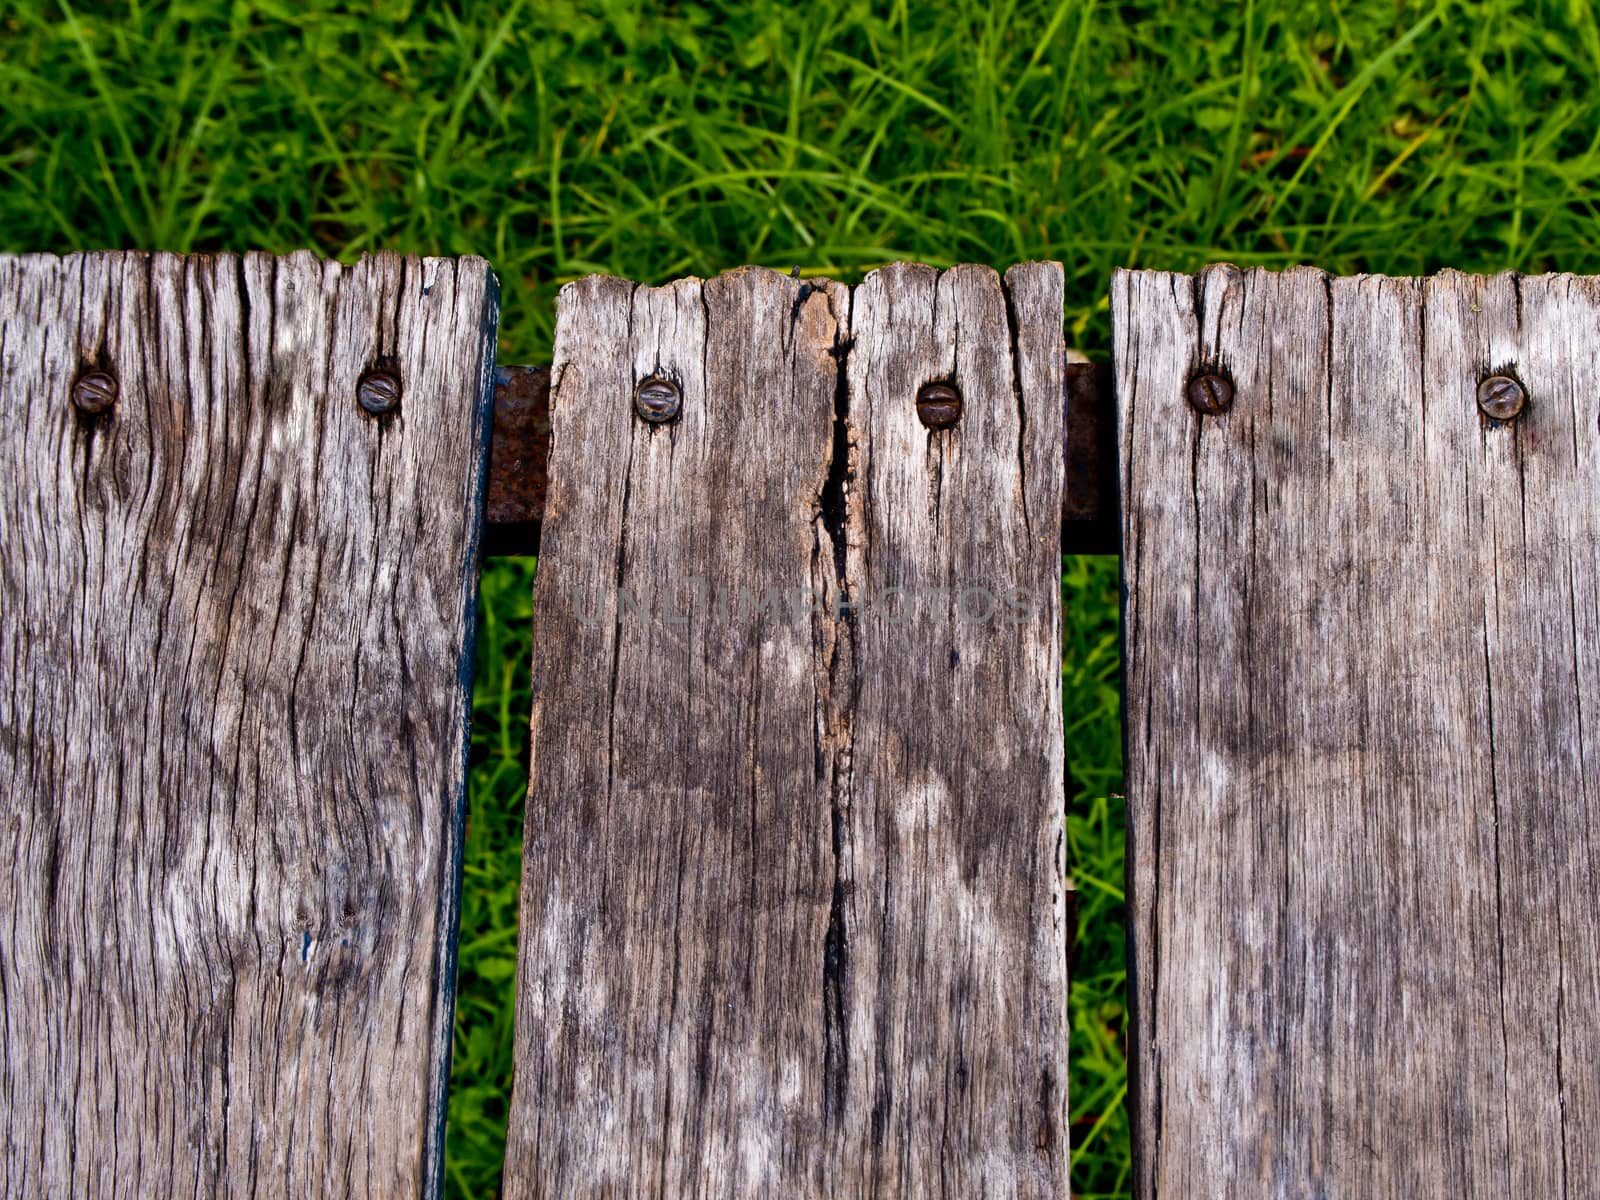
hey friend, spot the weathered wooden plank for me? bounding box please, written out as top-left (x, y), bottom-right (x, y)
top-left (0, 250), bottom-right (498, 1198)
top-left (505, 263), bottom-right (1070, 1197)
top-left (1115, 265), bottom-right (1600, 1197)
top-left (840, 263), bottom-right (1071, 1194)
top-left (480, 360), bottom-right (1115, 555)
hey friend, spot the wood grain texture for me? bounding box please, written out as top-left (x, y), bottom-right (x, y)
top-left (1115, 265), bottom-right (1600, 1198)
top-left (0, 251), bottom-right (498, 1198)
top-left (505, 263), bottom-right (1069, 1198)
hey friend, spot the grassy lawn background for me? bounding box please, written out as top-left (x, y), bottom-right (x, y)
top-left (7, 1), bottom-right (1600, 1195)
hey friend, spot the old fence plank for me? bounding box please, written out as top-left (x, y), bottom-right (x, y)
top-left (505, 264), bottom-right (1070, 1197)
top-left (0, 251), bottom-right (498, 1197)
top-left (1115, 265), bottom-right (1600, 1197)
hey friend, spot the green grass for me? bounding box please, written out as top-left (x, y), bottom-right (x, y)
top-left (8, 0), bottom-right (1600, 1194)
top-left (453, 558), bottom-right (536, 1198)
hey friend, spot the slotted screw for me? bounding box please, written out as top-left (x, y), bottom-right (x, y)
top-left (634, 377), bottom-right (681, 424)
top-left (1186, 371), bottom-right (1234, 416)
top-left (358, 369), bottom-right (402, 415)
top-left (916, 381), bottom-right (963, 429)
top-left (1477, 374), bottom-right (1526, 421)
top-left (72, 370), bottom-right (118, 416)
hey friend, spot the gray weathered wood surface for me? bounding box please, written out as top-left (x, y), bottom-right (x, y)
top-left (505, 264), bottom-right (1070, 1197)
top-left (0, 251), bottom-right (498, 1198)
top-left (1115, 265), bottom-right (1600, 1198)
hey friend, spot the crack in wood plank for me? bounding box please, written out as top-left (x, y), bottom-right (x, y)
top-left (505, 263), bottom-right (1070, 1198)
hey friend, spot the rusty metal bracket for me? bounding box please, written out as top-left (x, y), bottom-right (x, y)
top-left (483, 359), bottom-right (1116, 556)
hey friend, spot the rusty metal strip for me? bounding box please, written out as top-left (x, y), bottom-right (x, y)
top-left (484, 359), bottom-right (1115, 556)
top-left (482, 364), bottom-right (551, 557)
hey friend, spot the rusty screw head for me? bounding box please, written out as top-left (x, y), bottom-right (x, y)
top-left (1477, 374), bottom-right (1526, 421)
top-left (634, 377), bottom-right (681, 424)
top-left (71, 370), bottom-right (118, 416)
top-left (915, 381), bottom-right (963, 430)
top-left (1186, 371), bottom-right (1234, 416)
top-left (357, 368), bottom-right (402, 415)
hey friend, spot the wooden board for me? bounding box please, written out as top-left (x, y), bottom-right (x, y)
top-left (505, 264), bottom-right (1070, 1197)
top-left (1114, 265), bottom-right (1600, 1197)
top-left (0, 251), bottom-right (498, 1198)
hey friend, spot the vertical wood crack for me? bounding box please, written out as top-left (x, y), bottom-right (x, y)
top-left (819, 301), bottom-right (856, 1127)
top-left (999, 272), bottom-right (1032, 541)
